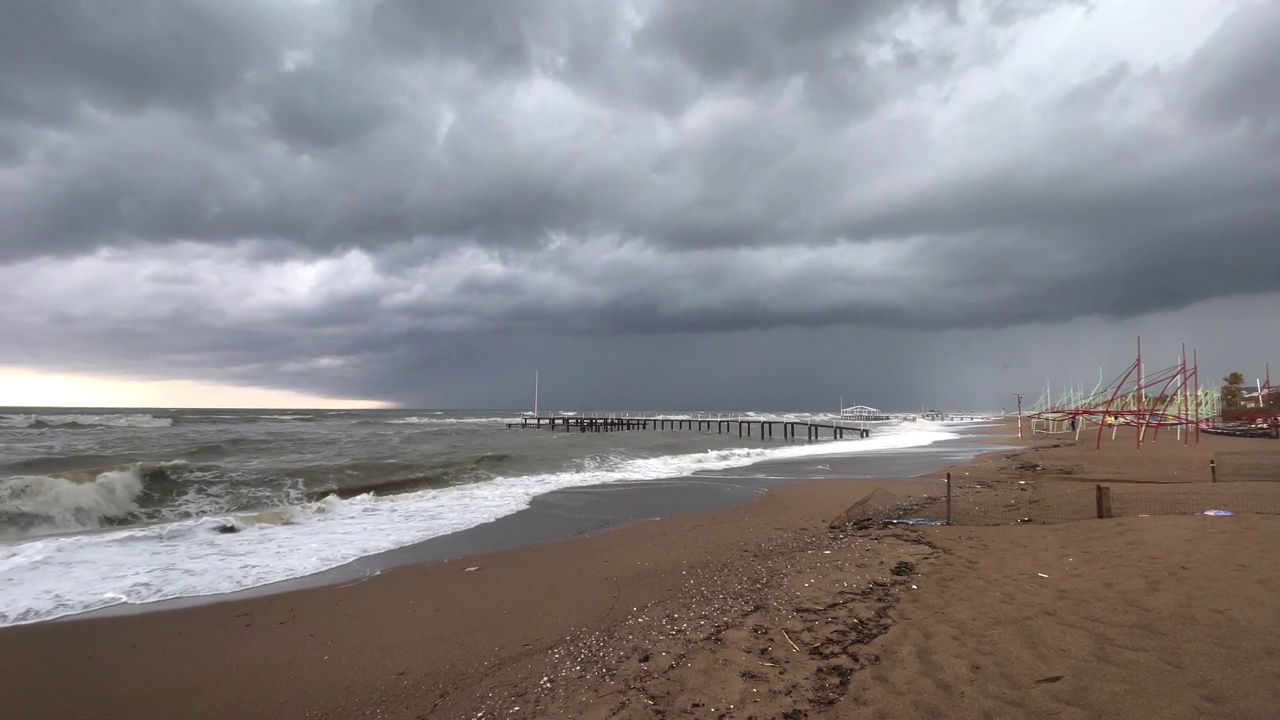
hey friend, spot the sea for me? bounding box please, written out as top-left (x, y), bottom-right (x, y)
top-left (0, 407), bottom-right (981, 626)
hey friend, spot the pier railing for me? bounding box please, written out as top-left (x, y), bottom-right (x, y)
top-left (506, 415), bottom-right (872, 440)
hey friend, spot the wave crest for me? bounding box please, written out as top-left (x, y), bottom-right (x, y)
top-left (0, 467), bottom-right (146, 538)
top-left (0, 413), bottom-right (172, 429)
top-left (382, 416), bottom-right (507, 425)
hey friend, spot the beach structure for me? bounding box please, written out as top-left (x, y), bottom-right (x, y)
top-left (1026, 339), bottom-right (1214, 448)
top-left (839, 405), bottom-right (891, 422)
top-left (1215, 363), bottom-right (1279, 437)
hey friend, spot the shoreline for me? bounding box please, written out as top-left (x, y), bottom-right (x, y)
top-left (3, 411), bottom-right (980, 629)
top-left (55, 426), bottom-right (997, 623)
top-left (9, 421), bottom-right (1274, 718)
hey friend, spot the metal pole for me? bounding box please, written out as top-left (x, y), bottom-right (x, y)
top-left (1194, 349), bottom-right (1201, 443)
top-left (1011, 393), bottom-right (1024, 439)
top-left (1136, 336), bottom-right (1143, 450)
top-left (1182, 344), bottom-right (1189, 446)
top-left (946, 472), bottom-right (953, 525)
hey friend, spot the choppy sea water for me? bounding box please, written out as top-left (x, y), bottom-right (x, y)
top-left (0, 408), bottom-right (976, 625)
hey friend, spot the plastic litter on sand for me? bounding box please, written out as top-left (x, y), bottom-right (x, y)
top-left (883, 518), bottom-right (947, 526)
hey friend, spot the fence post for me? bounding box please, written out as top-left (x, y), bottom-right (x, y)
top-left (1210, 459), bottom-right (1217, 483)
top-left (1095, 484), bottom-right (1113, 519)
top-left (946, 472), bottom-right (953, 525)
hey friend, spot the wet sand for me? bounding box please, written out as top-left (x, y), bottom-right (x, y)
top-left (3, 422), bottom-right (1279, 718)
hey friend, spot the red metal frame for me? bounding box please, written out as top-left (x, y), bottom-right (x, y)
top-left (1025, 337), bottom-right (1209, 450)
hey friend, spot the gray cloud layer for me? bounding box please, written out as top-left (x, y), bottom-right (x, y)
top-left (1, 0), bottom-right (1277, 407)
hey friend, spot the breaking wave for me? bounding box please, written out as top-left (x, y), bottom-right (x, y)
top-left (0, 413), bottom-right (172, 429)
top-left (0, 462), bottom-right (238, 539)
top-left (382, 416), bottom-right (508, 425)
top-left (0, 467), bottom-right (147, 538)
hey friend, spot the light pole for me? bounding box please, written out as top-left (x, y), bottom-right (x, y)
top-left (1011, 393), bottom-right (1024, 439)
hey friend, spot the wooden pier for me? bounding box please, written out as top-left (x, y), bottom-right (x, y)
top-left (505, 416), bottom-right (872, 440)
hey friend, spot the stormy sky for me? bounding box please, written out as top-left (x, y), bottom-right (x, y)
top-left (1, 0), bottom-right (1277, 410)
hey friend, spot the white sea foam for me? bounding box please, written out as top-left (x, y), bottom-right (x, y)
top-left (0, 413), bottom-right (172, 429)
top-left (0, 427), bottom-right (957, 626)
top-left (385, 416), bottom-right (508, 425)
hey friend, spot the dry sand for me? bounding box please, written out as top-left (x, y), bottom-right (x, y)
top-left (3, 422), bottom-right (1279, 719)
top-left (855, 514), bottom-right (1280, 720)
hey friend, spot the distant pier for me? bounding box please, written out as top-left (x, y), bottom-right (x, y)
top-left (505, 415), bottom-right (872, 440)
top-left (920, 412), bottom-right (983, 422)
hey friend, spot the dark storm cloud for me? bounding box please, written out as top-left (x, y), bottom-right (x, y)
top-left (0, 0), bottom-right (1277, 407)
top-left (0, 0), bottom-right (956, 257)
top-left (0, 1), bottom-right (282, 122)
top-left (1183, 1), bottom-right (1280, 127)
top-left (638, 2), bottom-right (883, 83)
top-left (257, 61), bottom-right (392, 148)
top-left (369, 0), bottom-right (539, 71)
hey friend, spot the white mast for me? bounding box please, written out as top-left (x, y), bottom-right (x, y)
top-left (534, 370), bottom-right (539, 416)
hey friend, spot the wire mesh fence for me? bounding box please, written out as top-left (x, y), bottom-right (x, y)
top-left (1211, 450), bottom-right (1280, 482)
top-left (834, 477), bottom-right (1280, 528)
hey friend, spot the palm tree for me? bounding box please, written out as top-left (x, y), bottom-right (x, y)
top-left (1221, 372), bottom-right (1246, 410)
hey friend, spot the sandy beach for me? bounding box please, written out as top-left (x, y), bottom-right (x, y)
top-left (3, 422), bottom-right (1279, 719)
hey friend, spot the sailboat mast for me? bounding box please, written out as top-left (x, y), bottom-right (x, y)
top-left (534, 370), bottom-right (539, 416)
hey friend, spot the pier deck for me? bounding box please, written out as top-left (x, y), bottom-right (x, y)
top-left (505, 416), bottom-right (872, 440)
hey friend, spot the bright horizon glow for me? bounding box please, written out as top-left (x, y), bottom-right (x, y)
top-left (0, 368), bottom-right (395, 409)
